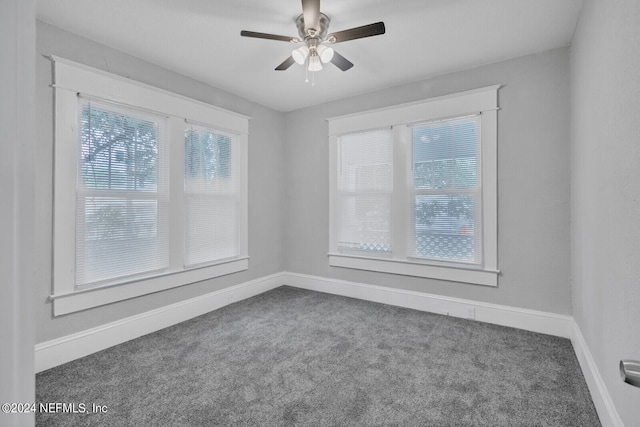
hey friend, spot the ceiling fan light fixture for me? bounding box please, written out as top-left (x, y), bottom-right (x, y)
top-left (292, 45), bottom-right (310, 65)
top-left (308, 54), bottom-right (323, 71)
top-left (317, 44), bottom-right (334, 63)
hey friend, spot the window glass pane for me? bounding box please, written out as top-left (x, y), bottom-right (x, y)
top-left (84, 197), bottom-right (159, 241)
top-left (76, 99), bottom-right (169, 288)
top-left (184, 125), bottom-right (238, 267)
top-left (337, 194), bottom-right (391, 252)
top-left (185, 129), bottom-right (232, 186)
top-left (79, 197), bottom-right (168, 283)
top-left (414, 194), bottom-right (476, 262)
top-left (80, 103), bottom-right (159, 191)
top-left (413, 117), bottom-right (478, 190)
top-left (337, 129), bottom-right (393, 254)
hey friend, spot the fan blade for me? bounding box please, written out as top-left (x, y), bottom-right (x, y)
top-left (330, 51), bottom-right (354, 71)
top-left (241, 30), bottom-right (297, 43)
top-left (326, 22), bottom-right (386, 43)
top-left (275, 56), bottom-right (296, 71)
top-left (301, 0), bottom-right (321, 33)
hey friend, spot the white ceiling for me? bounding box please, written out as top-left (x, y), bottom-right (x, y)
top-left (37, 0), bottom-right (583, 112)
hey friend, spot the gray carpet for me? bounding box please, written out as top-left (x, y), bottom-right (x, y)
top-left (36, 286), bottom-right (600, 426)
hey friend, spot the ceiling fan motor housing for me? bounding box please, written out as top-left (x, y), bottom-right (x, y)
top-left (296, 13), bottom-right (330, 41)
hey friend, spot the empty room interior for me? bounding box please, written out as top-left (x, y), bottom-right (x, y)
top-left (2, 0), bottom-right (640, 426)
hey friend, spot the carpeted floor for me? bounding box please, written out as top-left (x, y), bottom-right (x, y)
top-left (36, 286), bottom-right (600, 426)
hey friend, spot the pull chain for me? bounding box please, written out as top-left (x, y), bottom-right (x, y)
top-left (305, 55), bottom-right (309, 83)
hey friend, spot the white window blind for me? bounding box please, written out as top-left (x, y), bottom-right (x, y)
top-left (76, 97), bottom-right (169, 288)
top-left (184, 124), bottom-right (238, 267)
top-left (337, 128), bottom-right (393, 255)
top-left (410, 114), bottom-right (482, 265)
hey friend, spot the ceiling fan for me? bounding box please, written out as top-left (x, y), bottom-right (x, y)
top-left (240, 0), bottom-right (385, 81)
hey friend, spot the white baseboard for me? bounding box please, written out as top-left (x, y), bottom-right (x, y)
top-left (282, 271), bottom-right (574, 338)
top-left (35, 272), bottom-right (284, 373)
top-left (570, 321), bottom-right (624, 427)
top-left (35, 270), bottom-right (622, 427)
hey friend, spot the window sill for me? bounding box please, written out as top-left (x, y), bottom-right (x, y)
top-left (328, 253), bottom-right (498, 287)
top-left (50, 257), bottom-right (249, 316)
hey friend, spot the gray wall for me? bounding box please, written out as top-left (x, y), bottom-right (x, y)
top-left (37, 23), bottom-right (573, 340)
top-left (1, 1), bottom-right (36, 426)
top-left (284, 48), bottom-right (572, 314)
top-left (35, 22), bottom-right (286, 342)
top-left (570, 0), bottom-right (640, 424)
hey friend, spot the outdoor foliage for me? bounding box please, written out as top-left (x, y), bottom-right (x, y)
top-left (80, 104), bottom-right (160, 241)
top-left (80, 104), bottom-right (159, 191)
top-left (184, 128), bottom-right (231, 181)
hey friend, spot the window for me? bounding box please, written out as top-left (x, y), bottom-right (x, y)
top-left (76, 98), bottom-right (169, 289)
top-left (184, 124), bottom-right (239, 267)
top-left (328, 86), bottom-right (500, 286)
top-left (52, 57), bottom-right (249, 315)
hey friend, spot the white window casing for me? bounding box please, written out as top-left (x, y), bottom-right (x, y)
top-left (51, 56), bottom-right (249, 315)
top-left (328, 85), bottom-right (500, 287)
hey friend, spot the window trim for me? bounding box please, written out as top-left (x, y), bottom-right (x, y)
top-left (51, 56), bottom-right (250, 315)
top-left (328, 85), bottom-right (500, 287)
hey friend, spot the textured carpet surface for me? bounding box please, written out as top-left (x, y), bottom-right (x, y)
top-left (36, 286), bottom-right (600, 426)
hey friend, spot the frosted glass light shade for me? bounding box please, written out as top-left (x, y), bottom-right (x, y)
top-left (317, 44), bottom-right (334, 63)
top-left (292, 45), bottom-right (309, 65)
top-left (308, 55), bottom-right (323, 71)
